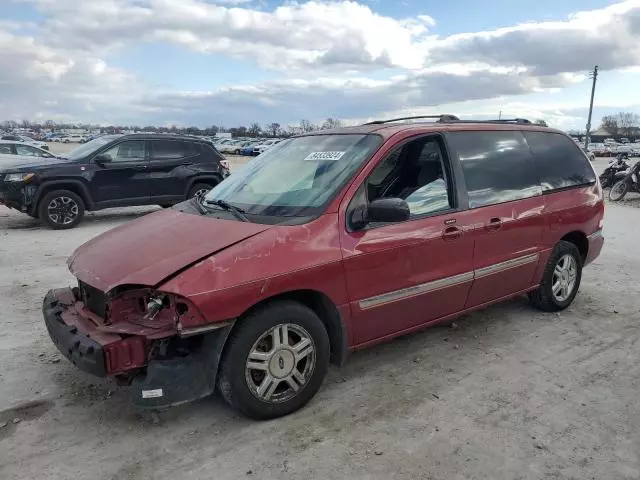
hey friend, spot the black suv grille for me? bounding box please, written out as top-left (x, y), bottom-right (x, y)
top-left (79, 281), bottom-right (107, 318)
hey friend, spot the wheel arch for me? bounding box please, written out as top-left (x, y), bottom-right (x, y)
top-left (33, 180), bottom-right (94, 213)
top-left (184, 175), bottom-right (222, 198)
top-left (560, 230), bottom-right (588, 263)
top-left (226, 289), bottom-right (349, 367)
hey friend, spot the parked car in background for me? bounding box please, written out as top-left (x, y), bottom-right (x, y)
top-left (0, 140), bottom-right (57, 158)
top-left (63, 134), bottom-right (86, 143)
top-left (241, 141), bottom-right (264, 156)
top-left (1, 134), bottom-right (50, 151)
top-left (41, 116), bottom-right (603, 419)
top-left (0, 133), bottom-right (230, 229)
top-left (579, 145), bottom-right (595, 161)
top-left (254, 138), bottom-right (283, 155)
top-left (220, 140), bottom-right (254, 155)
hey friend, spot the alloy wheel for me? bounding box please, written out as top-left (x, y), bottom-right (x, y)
top-left (552, 254), bottom-right (577, 302)
top-left (47, 196), bottom-right (79, 226)
top-left (192, 188), bottom-right (209, 199)
top-left (245, 323), bottom-right (316, 403)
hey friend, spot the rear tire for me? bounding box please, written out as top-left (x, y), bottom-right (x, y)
top-left (217, 301), bottom-right (330, 420)
top-left (188, 182), bottom-right (215, 200)
top-left (38, 189), bottom-right (85, 229)
top-left (529, 241), bottom-right (582, 312)
top-left (609, 180), bottom-right (629, 201)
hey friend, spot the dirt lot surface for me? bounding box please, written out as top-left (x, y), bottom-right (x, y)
top-left (2, 157), bottom-right (640, 479)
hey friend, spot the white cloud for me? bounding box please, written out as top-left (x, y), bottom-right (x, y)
top-left (427, 0), bottom-right (640, 75)
top-left (26, 0), bottom-right (436, 70)
top-left (1, 0), bottom-right (640, 129)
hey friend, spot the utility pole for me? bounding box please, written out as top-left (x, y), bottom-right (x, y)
top-left (584, 65), bottom-right (598, 150)
top-left (498, 110), bottom-right (502, 120)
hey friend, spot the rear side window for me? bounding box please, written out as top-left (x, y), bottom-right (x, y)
top-left (447, 130), bottom-right (541, 208)
top-left (150, 140), bottom-right (192, 160)
top-left (523, 131), bottom-right (596, 192)
top-left (200, 142), bottom-right (223, 160)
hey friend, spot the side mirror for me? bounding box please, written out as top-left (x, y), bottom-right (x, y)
top-left (351, 197), bottom-right (410, 230)
top-left (94, 153), bottom-right (112, 166)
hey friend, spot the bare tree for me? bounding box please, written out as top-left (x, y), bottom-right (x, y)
top-left (616, 112), bottom-right (640, 136)
top-left (267, 122), bottom-right (281, 137)
top-left (248, 123), bottom-right (261, 137)
top-left (300, 119), bottom-right (315, 133)
top-left (533, 119), bottom-right (548, 127)
top-left (600, 115), bottom-right (619, 135)
top-left (321, 117), bottom-right (342, 129)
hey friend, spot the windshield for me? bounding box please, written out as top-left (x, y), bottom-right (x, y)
top-left (204, 134), bottom-right (381, 217)
top-left (66, 135), bottom-right (120, 160)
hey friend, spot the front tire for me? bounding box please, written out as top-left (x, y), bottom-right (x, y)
top-left (529, 241), bottom-right (582, 312)
top-left (38, 189), bottom-right (85, 229)
top-left (218, 301), bottom-right (330, 420)
top-left (609, 180), bottom-right (629, 201)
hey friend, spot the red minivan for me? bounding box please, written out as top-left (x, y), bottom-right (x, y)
top-left (43, 117), bottom-right (604, 419)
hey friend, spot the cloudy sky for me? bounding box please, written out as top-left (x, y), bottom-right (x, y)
top-left (1, 0), bottom-right (639, 129)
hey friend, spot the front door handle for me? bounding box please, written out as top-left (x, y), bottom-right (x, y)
top-left (442, 226), bottom-right (463, 240)
top-left (485, 217), bottom-right (502, 231)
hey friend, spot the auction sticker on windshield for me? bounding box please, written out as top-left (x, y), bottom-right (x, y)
top-left (304, 151), bottom-right (346, 161)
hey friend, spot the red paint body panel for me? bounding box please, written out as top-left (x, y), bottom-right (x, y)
top-left (68, 208), bottom-right (270, 292)
top-left (541, 185), bottom-right (604, 251)
top-left (159, 214), bottom-right (350, 325)
top-left (340, 210), bottom-right (476, 344)
top-left (466, 196), bottom-right (545, 306)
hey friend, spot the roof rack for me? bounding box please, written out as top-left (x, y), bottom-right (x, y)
top-left (449, 118), bottom-right (533, 125)
top-left (363, 114), bottom-right (460, 125)
top-left (363, 115), bottom-right (534, 126)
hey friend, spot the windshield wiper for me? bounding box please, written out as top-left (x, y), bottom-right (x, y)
top-left (205, 199), bottom-right (250, 222)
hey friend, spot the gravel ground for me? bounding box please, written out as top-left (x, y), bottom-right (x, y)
top-left (1, 154), bottom-right (640, 479)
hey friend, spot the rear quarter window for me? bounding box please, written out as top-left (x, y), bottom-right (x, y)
top-left (447, 130), bottom-right (541, 208)
top-left (523, 131), bottom-right (596, 192)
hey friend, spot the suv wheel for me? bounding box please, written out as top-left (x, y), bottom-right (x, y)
top-left (38, 189), bottom-right (85, 229)
top-left (529, 240), bottom-right (582, 312)
top-left (218, 300), bottom-right (330, 419)
top-left (188, 182), bottom-right (215, 200)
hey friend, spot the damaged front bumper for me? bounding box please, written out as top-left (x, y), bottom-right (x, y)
top-left (43, 289), bottom-right (108, 376)
top-left (0, 180), bottom-right (37, 213)
top-left (42, 288), bottom-right (233, 408)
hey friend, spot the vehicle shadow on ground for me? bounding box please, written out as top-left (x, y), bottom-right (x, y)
top-left (2, 207), bottom-right (159, 230)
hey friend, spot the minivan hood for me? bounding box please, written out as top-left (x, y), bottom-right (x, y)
top-left (68, 209), bottom-right (271, 293)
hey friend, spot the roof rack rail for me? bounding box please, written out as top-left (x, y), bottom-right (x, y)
top-left (363, 114), bottom-right (460, 125)
top-left (446, 118), bottom-right (533, 125)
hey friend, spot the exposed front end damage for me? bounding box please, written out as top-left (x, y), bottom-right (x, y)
top-left (0, 180), bottom-right (38, 213)
top-left (42, 285), bottom-right (234, 408)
